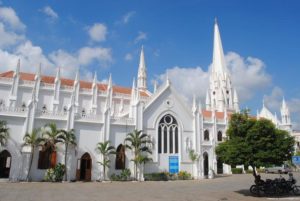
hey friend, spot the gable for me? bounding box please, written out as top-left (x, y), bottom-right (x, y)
top-left (143, 83), bottom-right (193, 131)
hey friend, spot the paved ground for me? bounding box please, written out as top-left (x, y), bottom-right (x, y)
top-left (1, 173), bottom-right (300, 201)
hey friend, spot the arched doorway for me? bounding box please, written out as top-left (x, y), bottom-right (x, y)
top-left (76, 153), bottom-right (92, 181)
top-left (203, 152), bottom-right (209, 177)
top-left (217, 158), bottom-right (223, 174)
top-left (0, 150), bottom-right (11, 178)
top-left (116, 144), bottom-right (125, 170)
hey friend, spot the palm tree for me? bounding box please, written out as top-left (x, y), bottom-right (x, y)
top-left (59, 129), bottom-right (77, 181)
top-left (124, 129), bottom-right (152, 180)
top-left (96, 141), bottom-right (116, 181)
top-left (0, 120), bottom-right (9, 148)
top-left (189, 149), bottom-right (200, 179)
top-left (39, 123), bottom-right (64, 170)
top-left (23, 128), bottom-right (42, 181)
top-left (40, 123), bottom-right (64, 152)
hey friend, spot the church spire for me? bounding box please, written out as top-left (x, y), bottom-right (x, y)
top-left (212, 19), bottom-right (227, 77)
top-left (207, 20), bottom-right (235, 112)
top-left (233, 89), bottom-right (239, 112)
top-left (281, 96), bottom-right (291, 126)
top-left (55, 67), bottom-right (60, 83)
top-left (205, 90), bottom-right (211, 110)
top-left (35, 63), bottom-right (41, 80)
top-left (14, 59), bottom-right (20, 77)
top-left (137, 46), bottom-right (147, 91)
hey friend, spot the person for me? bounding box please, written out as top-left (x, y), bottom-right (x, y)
top-left (255, 174), bottom-right (265, 185)
top-left (288, 172), bottom-right (296, 184)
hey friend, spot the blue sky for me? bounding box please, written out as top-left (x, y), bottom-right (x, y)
top-left (0, 0), bottom-right (300, 127)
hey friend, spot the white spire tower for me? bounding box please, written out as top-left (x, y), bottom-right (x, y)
top-left (280, 97), bottom-right (291, 128)
top-left (137, 46), bottom-right (147, 92)
top-left (208, 19), bottom-right (237, 112)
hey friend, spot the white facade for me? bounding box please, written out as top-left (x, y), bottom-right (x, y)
top-left (0, 21), bottom-right (285, 182)
top-left (257, 98), bottom-right (292, 132)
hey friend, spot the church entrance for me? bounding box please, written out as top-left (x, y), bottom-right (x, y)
top-left (0, 150), bottom-right (11, 178)
top-left (217, 158), bottom-right (223, 174)
top-left (203, 152), bottom-right (209, 177)
top-left (76, 153), bottom-right (92, 181)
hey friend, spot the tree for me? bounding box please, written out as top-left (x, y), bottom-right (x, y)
top-left (124, 129), bottom-right (152, 180)
top-left (40, 123), bottom-right (64, 152)
top-left (39, 123), bottom-right (64, 169)
top-left (216, 110), bottom-right (295, 177)
top-left (96, 141), bottom-right (116, 181)
top-left (23, 128), bottom-right (42, 181)
top-left (189, 149), bottom-right (200, 179)
top-left (59, 129), bottom-right (77, 181)
top-left (0, 120), bottom-right (9, 148)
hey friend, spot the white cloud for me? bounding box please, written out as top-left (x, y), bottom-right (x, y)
top-left (134, 31), bottom-right (147, 43)
top-left (78, 47), bottom-right (112, 66)
top-left (155, 67), bottom-right (209, 103)
top-left (0, 22), bottom-right (24, 48)
top-left (0, 41), bottom-right (55, 75)
top-left (41, 6), bottom-right (58, 20)
top-left (88, 23), bottom-right (107, 42)
top-left (124, 53), bottom-right (133, 61)
top-left (0, 6), bottom-right (25, 30)
top-left (264, 86), bottom-right (284, 111)
top-left (226, 52), bottom-right (272, 102)
top-left (155, 52), bottom-right (272, 104)
top-left (122, 11), bottom-right (135, 24)
top-left (49, 46), bottom-right (112, 77)
top-left (0, 6), bottom-right (113, 80)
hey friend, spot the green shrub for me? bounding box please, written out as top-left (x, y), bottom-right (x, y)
top-left (144, 172), bottom-right (169, 181)
top-left (231, 168), bottom-right (243, 174)
top-left (178, 171), bottom-right (191, 180)
top-left (120, 168), bottom-right (131, 181)
top-left (44, 163), bottom-right (65, 182)
top-left (110, 168), bottom-right (131, 181)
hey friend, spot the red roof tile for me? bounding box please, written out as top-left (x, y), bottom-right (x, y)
top-left (0, 71), bottom-right (149, 97)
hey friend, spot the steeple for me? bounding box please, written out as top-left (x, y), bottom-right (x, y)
top-left (35, 63), bottom-right (41, 80)
top-left (9, 59), bottom-right (21, 107)
top-left (91, 72), bottom-right (98, 113)
top-left (233, 89), bottom-right (239, 112)
top-left (131, 78), bottom-right (136, 104)
top-left (192, 95), bottom-right (197, 113)
top-left (14, 59), bottom-right (20, 77)
top-left (207, 19), bottom-right (235, 112)
top-left (212, 19), bottom-right (227, 77)
top-left (106, 74), bottom-right (113, 109)
top-left (92, 72), bottom-right (97, 88)
top-left (53, 67), bottom-right (61, 112)
top-left (205, 90), bottom-right (211, 110)
top-left (73, 68), bottom-right (80, 113)
top-left (281, 97), bottom-right (291, 126)
top-left (55, 67), bottom-right (60, 83)
top-left (137, 46), bottom-right (147, 91)
top-left (74, 68), bottom-right (79, 86)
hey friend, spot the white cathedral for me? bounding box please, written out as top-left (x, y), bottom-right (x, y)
top-left (0, 21), bottom-right (293, 181)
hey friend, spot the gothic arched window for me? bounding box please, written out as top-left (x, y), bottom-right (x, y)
top-left (158, 114), bottom-right (178, 154)
top-left (217, 131), bottom-right (222, 141)
top-left (204, 130), bottom-right (209, 141)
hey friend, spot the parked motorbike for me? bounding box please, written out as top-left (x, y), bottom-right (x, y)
top-left (250, 173), bottom-right (300, 196)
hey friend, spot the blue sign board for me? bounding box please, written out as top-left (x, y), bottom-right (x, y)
top-left (292, 156), bottom-right (300, 165)
top-left (169, 156), bottom-right (179, 174)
